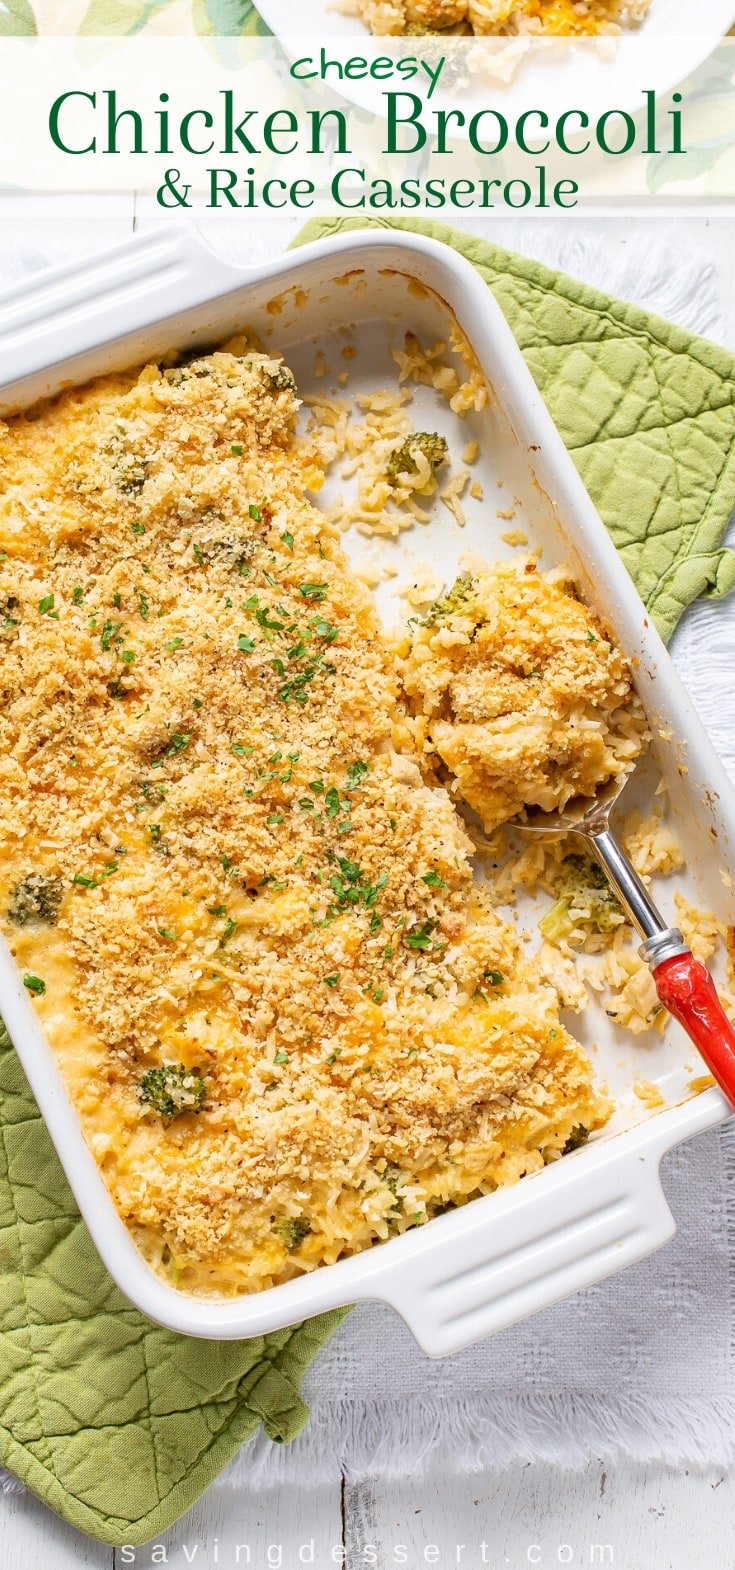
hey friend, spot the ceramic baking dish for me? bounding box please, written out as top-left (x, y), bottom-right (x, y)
top-left (0, 225), bottom-right (733, 1356)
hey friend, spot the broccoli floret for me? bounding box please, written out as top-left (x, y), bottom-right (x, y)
top-left (563, 1125), bottom-right (590, 1154)
top-left (539, 854), bottom-right (624, 944)
top-left (274, 1216), bottom-right (311, 1251)
top-left (139, 1064), bottom-right (208, 1122)
top-left (424, 573), bottom-right (477, 627)
top-left (262, 362), bottom-right (296, 394)
top-left (198, 532), bottom-right (257, 572)
top-left (386, 432), bottom-right (449, 493)
top-left (104, 431), bottom-right (150, 496)
top-left (382, 1162), bottom-right (403, 1199)
top-left (7, 873), bottom-right (64, 927)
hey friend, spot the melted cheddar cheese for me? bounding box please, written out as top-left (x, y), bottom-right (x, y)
top-left (0, 344), bottom-right (610, 1298)
top-left (356, 0), bottom-right (651, 34)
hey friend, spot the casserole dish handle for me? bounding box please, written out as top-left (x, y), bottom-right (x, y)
top-left (367, 1132), bottom-right (680, 1358)
top-left (0, 226), bottom-right (247, 409)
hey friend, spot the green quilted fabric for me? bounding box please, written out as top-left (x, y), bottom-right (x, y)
top-left (3, 218), bottom-right (735, 1549)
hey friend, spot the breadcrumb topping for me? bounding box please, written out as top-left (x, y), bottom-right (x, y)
top-left (352, 0), bottom-right (650, 35)
top-left (399, 561), bottom-right (648, 832)
top-left (0, 343), bottom-right (609, 1298)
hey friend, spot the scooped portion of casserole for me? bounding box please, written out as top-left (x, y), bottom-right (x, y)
top-left (353, 0), bottom-right (652, 35)
top-left (0, 345), bottom-right (610, 1298)
top-left (400, 562), bottom-right (648, 833)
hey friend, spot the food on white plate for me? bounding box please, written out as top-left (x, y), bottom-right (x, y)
top-left (352, 0), bottom-right (652, 35)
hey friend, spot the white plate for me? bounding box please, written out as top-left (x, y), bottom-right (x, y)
top-left (0, 225), bottom-right (732, 1354)
top-left (256, 0), bottom-right (735, 124)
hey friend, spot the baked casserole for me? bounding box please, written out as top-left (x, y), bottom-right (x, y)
top-left (352, 0), bottom-right (652, 35)
top-left (0, 343), bottom-right (631, 1297)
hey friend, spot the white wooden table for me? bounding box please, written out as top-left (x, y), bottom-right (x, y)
top-left (2, 201), bottom-right (735, 1570)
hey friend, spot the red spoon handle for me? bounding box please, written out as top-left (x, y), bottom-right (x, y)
top-left (654, 952), bottom-right (735, 1105)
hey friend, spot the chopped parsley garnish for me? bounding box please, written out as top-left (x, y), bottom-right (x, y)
top-left (345, 761), bottom-right (369, 791)
top-left (131, 522), bottom-right (146, 536)
top-left (157, 927), bottom-right (178, 940)
top-left (299, 583), bottom-right (328, 601)
top-left (23, 974), bottom-right (46, 996)
top-left (323, 974), bottom-right (340, 989)
top-left (484, 968), bottom-right (504, 987)
top-left (249, 504), bottom-right (262, 522)
top-left (138, 592), bottom-right (149, 620)
top-left (325, 787), bottom-right (341, 819)
top-left (166, 732), bottom-right (190, 756)
top-left (231, 444), bottom-right (244, 456)
top-left (38, 594), bottom-right (57, 618)
top-left (277, 652), bottom-right (334, 706)
top-left (422, 870), bottom-right (446, 890)
top-left (403, 922), bottom-right (436, 952)
top-left (257, 607), bottom-right (286, 635)
top-left (312, 617), bottom-right (339, 644)
top-left (238, 634), bottom-right (256, 653)
top-left (274, 1049), bottom-right (289, 1066)
top-left (280, 531), bottom-right (294, 552)
top-left (165, 637), bottom-right (184, 653)
top-left (72, 586), bottom-right (84, 605)
top-left (321, 859), bottom-right (387, 922)
top-left (100, 618), bottom-right (122, 651)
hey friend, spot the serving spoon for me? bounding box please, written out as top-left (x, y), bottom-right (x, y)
top-left (519, 773), bottom-right (735, 1105)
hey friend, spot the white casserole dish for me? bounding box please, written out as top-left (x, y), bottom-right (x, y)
top-left (0, 225), bottom-right (733, 1356)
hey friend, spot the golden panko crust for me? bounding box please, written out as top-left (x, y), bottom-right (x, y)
top-left (355, 0), bottom-right (651, 34)
top-left (0, 346), bottom-right (609, 1298)
top-left (399, 562), bottom-right (647, 832)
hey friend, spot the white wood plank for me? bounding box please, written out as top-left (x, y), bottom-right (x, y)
top-left (0, 1483), bottom-right (113, 1569)
top-left (344, 1462), bottom-right (735, 1570)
